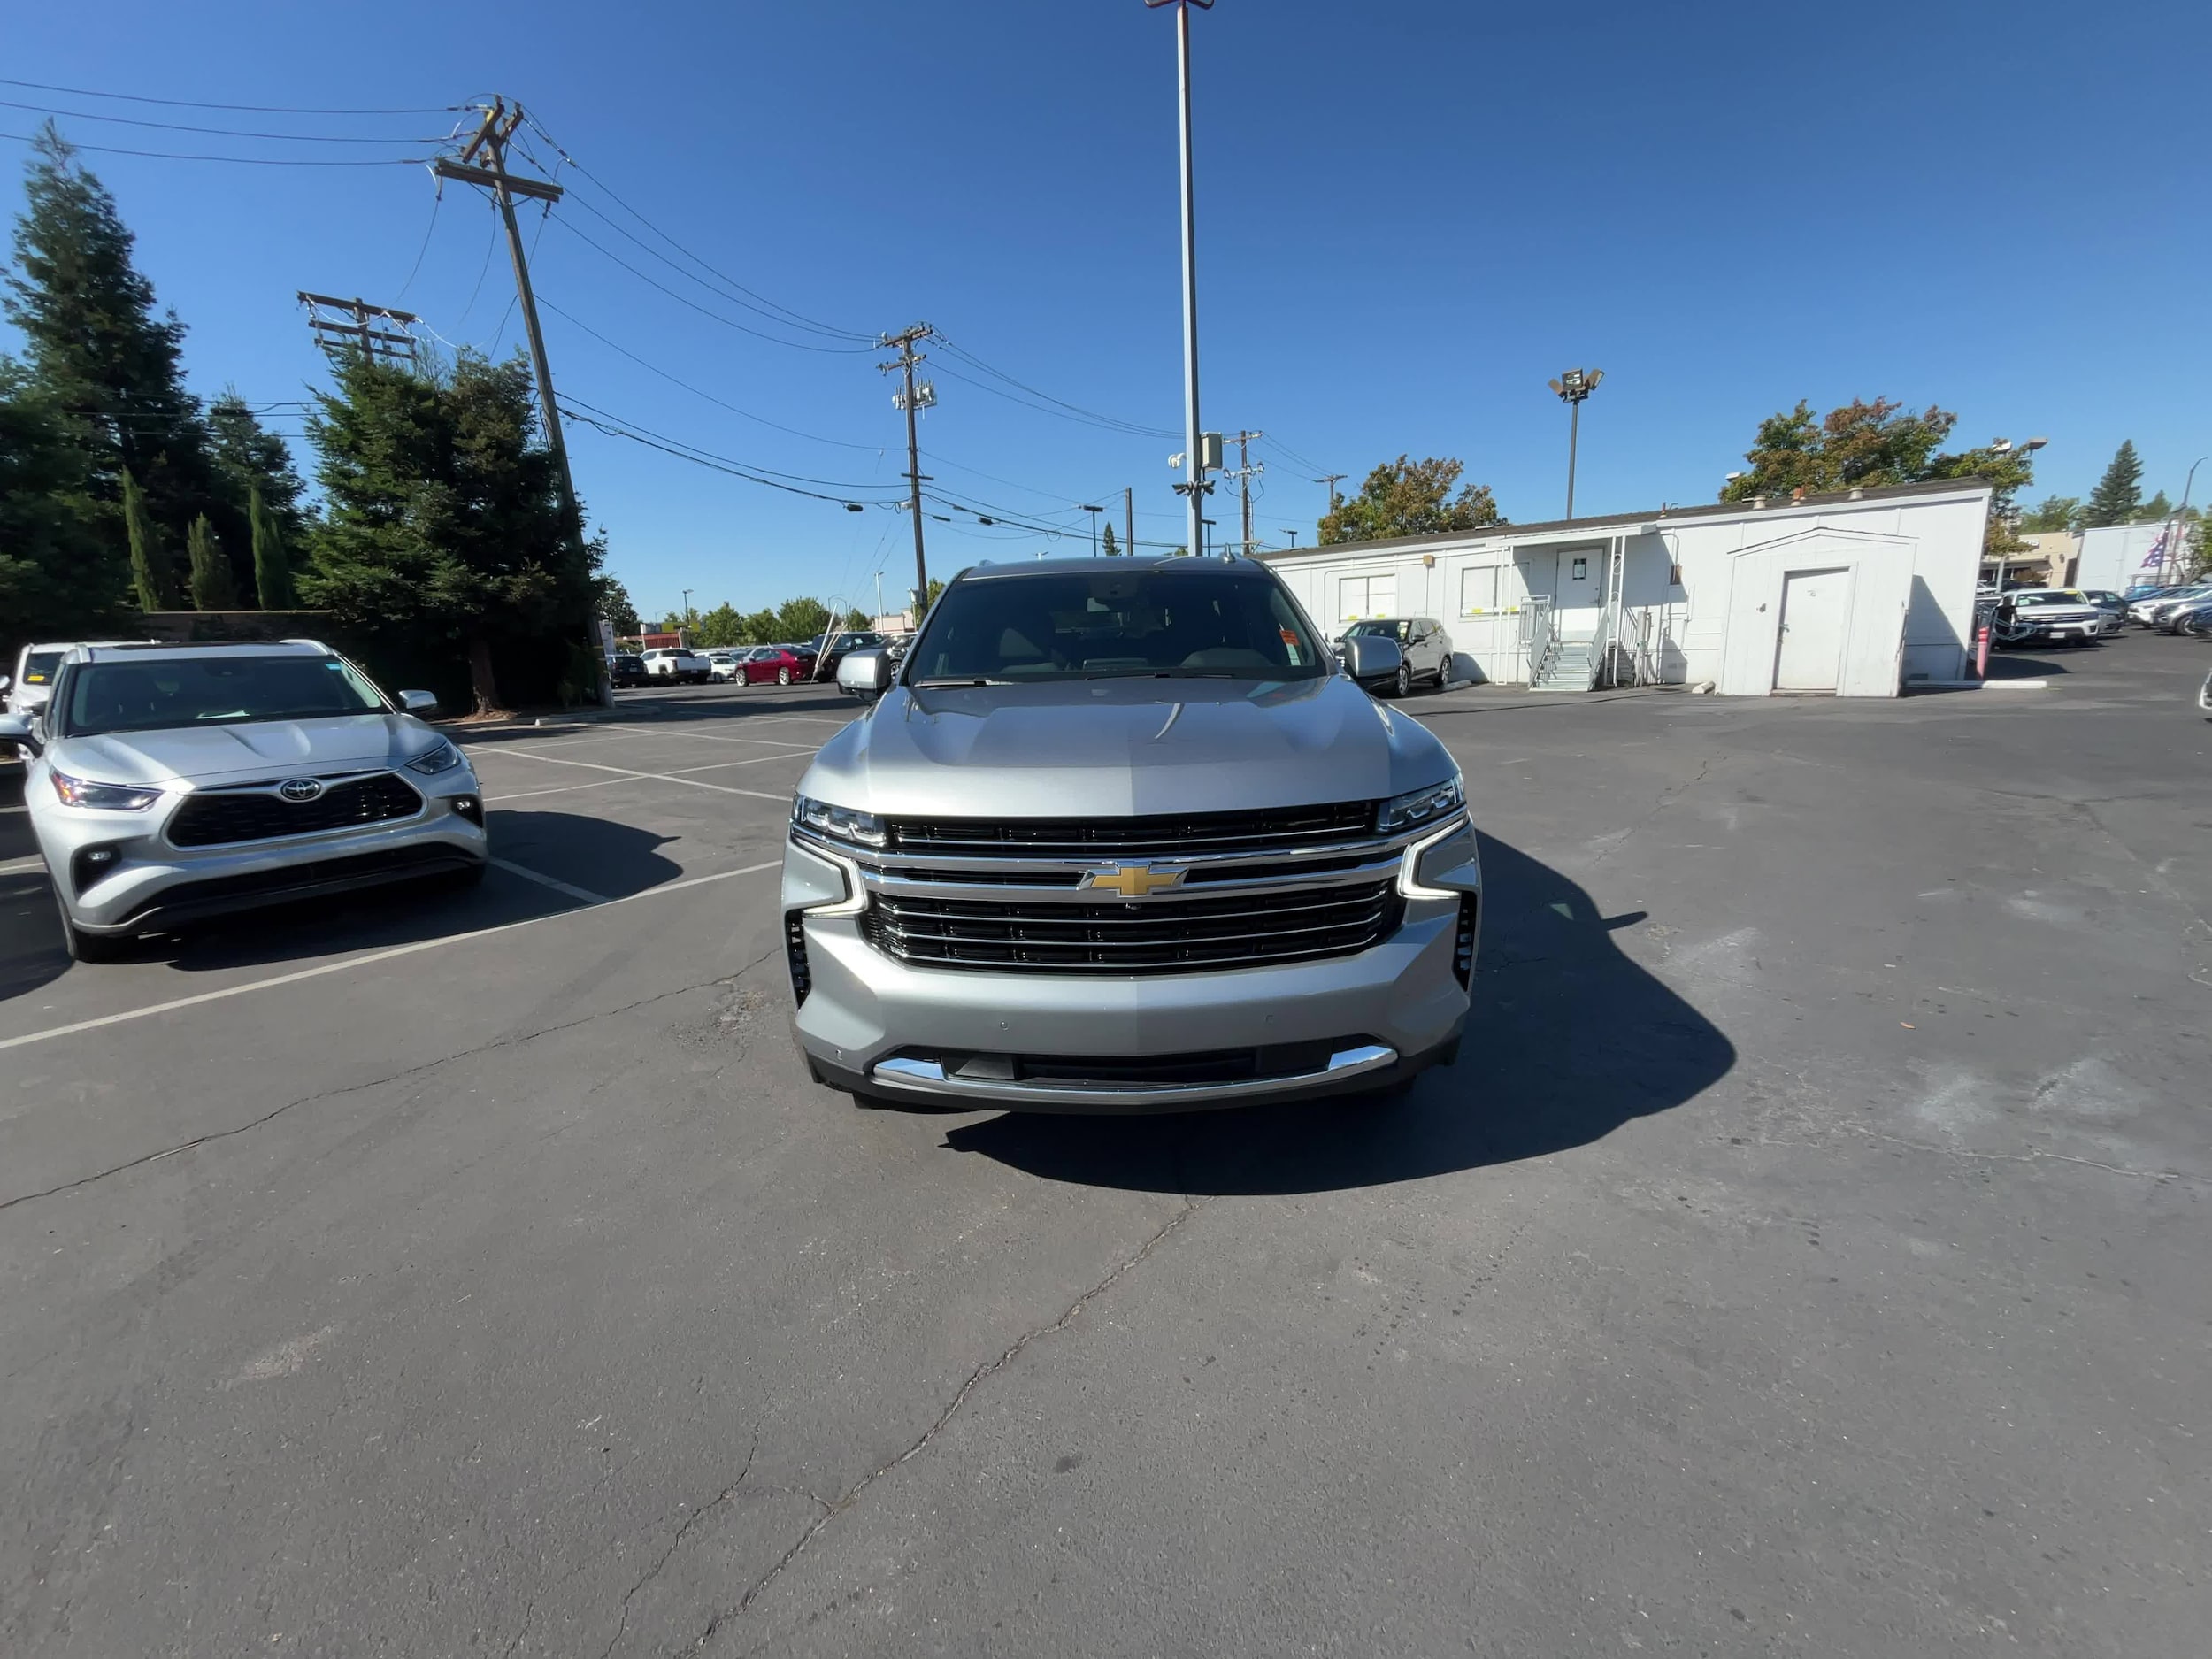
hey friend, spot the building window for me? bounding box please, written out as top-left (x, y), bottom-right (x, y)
top-left (1571, 557), bottom-right (1588, 580)
top-left (1338, 573), bottom-right (1396, 620)
top-left (1460, 565), bottom-right (1500, 615)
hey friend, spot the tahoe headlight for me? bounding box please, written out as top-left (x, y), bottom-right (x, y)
top-left (50, 769), bottom-right (162, 810)
top-left (793, 794), bottom-right (887, 849)
top-left (405, 740), bottom-right (466, 775)
top-left (1378, 773), bottom-right (1463, 834)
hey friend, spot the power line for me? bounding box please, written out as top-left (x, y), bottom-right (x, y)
top-left (0, 78), bottom-right (462, 116)
top-left (536, 293), bottom-right (887, 452)
top-left (1258, 432), bottom-right (1330, 475)
top-left (0, 130), bottom-right (425, 166)
top-left (545, 215), bottom-right (878, 354)
top-left (516, 110), bottom-right (872, 344)
top-left (561, 396), bottom-right (904, 494)
top-left (933, 336), bottom-right (1179, 439)
top-left (0, 98), bottom-right (452, 143)
top-left (393, 184), bottom-right (442, 302)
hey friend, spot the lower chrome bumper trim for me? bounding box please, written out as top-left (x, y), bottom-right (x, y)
top-left (868, 1042), bottom-right (1397, 1108)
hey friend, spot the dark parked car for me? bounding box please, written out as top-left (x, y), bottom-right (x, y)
top-left (610, 653), bottom-right (649, 688)
top-left (1336, 617), bottom-right (1452, 696)
top-left (741, 647), bottom-right (818, 686)
top-left (805, 630), bottom-right (893, 680)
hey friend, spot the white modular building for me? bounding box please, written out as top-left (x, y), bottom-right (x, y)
top-left (2074, 521), bottom-right (2187, 592)
top-left (1257, 479), bottom-right (1994, 696)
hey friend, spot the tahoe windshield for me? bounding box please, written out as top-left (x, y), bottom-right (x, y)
top-left (60, 655), bottom-right (388, 736)
top-left (907, 568), bottom-right (1327, 683)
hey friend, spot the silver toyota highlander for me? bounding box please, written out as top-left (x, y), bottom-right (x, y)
top-left (783, 556), bottom-right (1479, 1112)
top-left (0, 640), bottom-right (488, 961)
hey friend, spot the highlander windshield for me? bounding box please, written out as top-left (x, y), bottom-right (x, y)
top-left (60, 656), bottom-right (388, 736)
top-left (907, 568), bottom-right (1326, 683)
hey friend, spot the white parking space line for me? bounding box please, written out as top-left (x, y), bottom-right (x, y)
top-left (488, 857), bottom-right (609, 903)
top-left (485, 776), bottom-right (638, 803)
top-left (595, 725), bottom-right (820, 750)
top-left (1, 855), bottom-right (46, 876)
top-left (667, 752), bottom-right (810, 776)
top-left (493, 749), bottom-right (791, 803)
top-left (0, 857), bottom-right (784, 1054)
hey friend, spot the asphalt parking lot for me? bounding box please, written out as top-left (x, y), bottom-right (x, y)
top-left (4, 639), bottom-right (2208, 1657)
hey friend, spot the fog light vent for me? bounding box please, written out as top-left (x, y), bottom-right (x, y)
top-left (450, 794), bottom-right (484, 826)
top-left (785, 910), bottom-right (811, 1005)
top-left (71, 844), bottom-right (123, 895)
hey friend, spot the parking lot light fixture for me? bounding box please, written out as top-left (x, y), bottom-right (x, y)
top-left (1147, 0), bottom-right (1215, 560)
top-left (1548, 367), bottom-right (1603, 520)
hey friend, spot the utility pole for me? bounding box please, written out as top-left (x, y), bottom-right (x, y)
top-left (1125, 486), bottom-right (1134, 558)
top-left (1318, 472), bottom-right (1347, 512)
top-left (879, 323), bottom-right (935, 617)
top-left (433, 102), bottom-right (609, 707)
top-left (1224, 430), bottom-right (1263, 555)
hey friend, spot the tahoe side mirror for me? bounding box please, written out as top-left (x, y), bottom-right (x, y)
top-left (0, 710), bottom-right (38, 756)
top-left (397, 689), bottom-right (439, 715)
top-left (836, 649), bottom-right (894, 702)
top-left (1341, 634), bottom-right (1404, 684)
top-left (0, 673), bottom-right (12, 695)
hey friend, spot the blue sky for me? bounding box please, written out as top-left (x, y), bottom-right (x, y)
top-left (4, 1), bottom-right (2206, 622)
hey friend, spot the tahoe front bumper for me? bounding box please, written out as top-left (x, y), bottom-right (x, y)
top-left (781, 822), bottom-right (1477, 1112)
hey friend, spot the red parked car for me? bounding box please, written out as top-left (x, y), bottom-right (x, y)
top-left (741, 646), bottom-right (818, 687)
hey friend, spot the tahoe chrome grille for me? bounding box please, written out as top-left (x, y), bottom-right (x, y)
top-left (167, 773), bottom-right (424, 848)
top-left (864, 879), bottom-right (1399, 974)
top-left (883, 801), bottom-right (1377, 861)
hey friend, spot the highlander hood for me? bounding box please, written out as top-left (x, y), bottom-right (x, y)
top-left (49, 713), bottom-right (447, 788)
top-left (798, 674), bottom-right (1455, 818)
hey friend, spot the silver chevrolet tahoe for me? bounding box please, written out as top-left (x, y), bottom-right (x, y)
top-left (780, 556), bottom-right (1479, 1112)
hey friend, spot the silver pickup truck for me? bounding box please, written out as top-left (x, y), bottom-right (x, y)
top-left (780, 556), bottom-right (1479, 1113)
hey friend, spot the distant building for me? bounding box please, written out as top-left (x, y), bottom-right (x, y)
top-left (1257, 478), bottom-right (1993, 696)
top-left (2075, 522), bottom-right (2181, 591)
top-left (1985, 530), bottom-right (2078, 589)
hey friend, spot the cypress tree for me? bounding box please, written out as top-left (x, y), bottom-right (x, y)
top-left (250, 487), bottom-right (295, 609)
top-left (3, 124), bottom-right (215, 547)
top-left (186, 512), bottom-right (234, 609)
top-left (0, 362), bottom-right (123, 639)
top-left (121, 469), bottom-right (174, 610)
top-left (2084, 441), bottom-right (2143, 528)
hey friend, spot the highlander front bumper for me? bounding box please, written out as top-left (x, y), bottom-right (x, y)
top-left (781, 823), bottom-right (1477, 1112)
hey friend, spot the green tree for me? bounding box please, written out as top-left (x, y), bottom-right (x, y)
top-left (2084, 441), bottom-right (2142, 528)
top-left (2132, 489), bottom-right (2173, 524)
top-left (303, 349), bottom-right (601, 714)
top-left (843, 605), bottom-right (870, 629)
top-left (923, 576), bottom-right (946, 614)
top-left (0, 362), bottom-right (121, 642)
top-left (1722, 398), bottom-right (2034, 554)
top-left (2017, 495), bottom-right (2082, 534)
top-left (3, 125), bottom-right (214, 550)
top-left (1099, 521), bottom-right (1120, 557)
top-left (120, 467), bottom-right (173, 609)
top-left (695, 602), bottom-right (747, 648)
top-left (249, 487), bottom-right (295, 609)
top-left (1318, 456), bottom-right (1501, 545)
top-left (595, 575), bottom-right (640, 635)
top-left (737, 607), bottom-right (780, 643)
top-left (207, 389), bottom-right (307, 598)
top-left (775, 595), bottom-right (831, 641)
top-left (185, 512), bottom-right (234, 609)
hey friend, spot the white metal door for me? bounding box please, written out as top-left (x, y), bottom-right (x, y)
top-left (1773, 567), bottom-right (1850, 693)
top-left (1548, 549), bottom-right (1603, 640)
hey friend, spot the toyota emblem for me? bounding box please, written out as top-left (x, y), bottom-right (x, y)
top-left (278, 778), bottom-right (325, 803)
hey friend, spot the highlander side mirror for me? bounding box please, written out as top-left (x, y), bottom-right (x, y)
top-left (0, 673), bottom-right (11, 695)
top-left (1341, 635), bottom-right (1404, 684)
top-left (397, 689), bottom-right (439, 715)
top-left (0, 710), bottom-right (38, 756)
top-left (837, 649), bottom-right (894, 703)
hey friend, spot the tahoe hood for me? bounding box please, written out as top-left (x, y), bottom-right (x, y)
top-left (797, 674), bottom-right (1455, 818)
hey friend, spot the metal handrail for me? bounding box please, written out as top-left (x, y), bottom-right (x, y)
top-left (1521, 595), bottom-right (1555, 685)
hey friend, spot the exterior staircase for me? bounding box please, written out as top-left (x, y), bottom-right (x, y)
top-left (1533, 638), bottom-right (1594, 691)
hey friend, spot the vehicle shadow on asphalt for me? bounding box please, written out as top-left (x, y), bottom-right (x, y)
top-left (0, 810), bottom-right (685, 986)
top-left (942, 833), bottom-right (1737, 1195)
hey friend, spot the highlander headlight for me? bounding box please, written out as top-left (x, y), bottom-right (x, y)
top-left (1377, 773), bottom-right (1463, 834)
top-left (793, 794), bottom-right (887, 849)
top-left (50, 769), bottom-right (162, 810)
top-left (405, 740), bottom-right (465, 775)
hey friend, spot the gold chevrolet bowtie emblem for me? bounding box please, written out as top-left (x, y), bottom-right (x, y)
top-left (1083, 863), bottom-right (1187, 898)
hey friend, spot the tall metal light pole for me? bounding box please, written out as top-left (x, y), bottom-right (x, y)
top-left (1148, 0), bottom-right (1213, 561)
top-left (1987, 436), bottom-right (2048, 589)
top-left (1083, 503), bottom-right (1104, 556)
top-left (2166, 455), bottom-right (2206, 584)
top-left (1548, 367), bottom-right (1602, 520)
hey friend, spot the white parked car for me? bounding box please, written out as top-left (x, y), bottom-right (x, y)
top-left (640, 648), bottom-right (711, 685)
top-left (707, 650), bottom-right (744, 682)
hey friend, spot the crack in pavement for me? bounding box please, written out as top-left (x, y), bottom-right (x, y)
top-left (1586, 757), bottom-right (1712, 871)
top-left (679, 1194), bottom-right (1202, 1656)
top-left (595, 1425), bottom-right (764, 1659)
top-left (0, 949), bottom-right (781, 1217)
